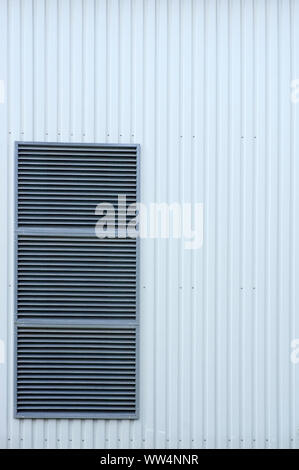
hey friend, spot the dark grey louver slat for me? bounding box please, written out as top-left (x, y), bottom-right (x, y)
top-left (17, 144), bottom-right (137, 227)
top-left (17, 236), bottom-right (136, 320)
top-left (15, 142), bottom-right (139, 419)
top-left (16, 326), bottom-right (137, 415)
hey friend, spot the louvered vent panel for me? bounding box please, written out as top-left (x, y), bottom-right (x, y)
top-left (15, 142), bottom-right (139, 419)
top-left (16, 326), bottom-right (137, 418)
top-left (17, 143), bottom-right (137, 227)
top-left (17, 235), bottom-right (137, 321)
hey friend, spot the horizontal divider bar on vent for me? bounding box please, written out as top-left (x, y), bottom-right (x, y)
top-left (15, 141), bottom-right (139, 419)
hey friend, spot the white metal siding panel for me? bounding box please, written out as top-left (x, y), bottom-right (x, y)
top-left (0, 0), bottom-right (299, 449)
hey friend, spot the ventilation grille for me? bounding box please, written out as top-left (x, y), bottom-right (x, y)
top-left (15, 142), bottom-right (139, 419)
top-left (17, 143), bottom-right (137, 228)
top-left (17, 235), bottom-right (137, 321)
top-left (16, 326), bottom-right (137, 417)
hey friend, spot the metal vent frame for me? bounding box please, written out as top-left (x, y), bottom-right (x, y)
top-left (14, 141), bottom-right (140, 419)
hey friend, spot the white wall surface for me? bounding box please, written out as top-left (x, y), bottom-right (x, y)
top-left (1, 0), bottom-right (299, 449)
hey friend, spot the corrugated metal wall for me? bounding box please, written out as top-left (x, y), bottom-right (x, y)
top-left (1, 0), bottom-right (299, 449)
